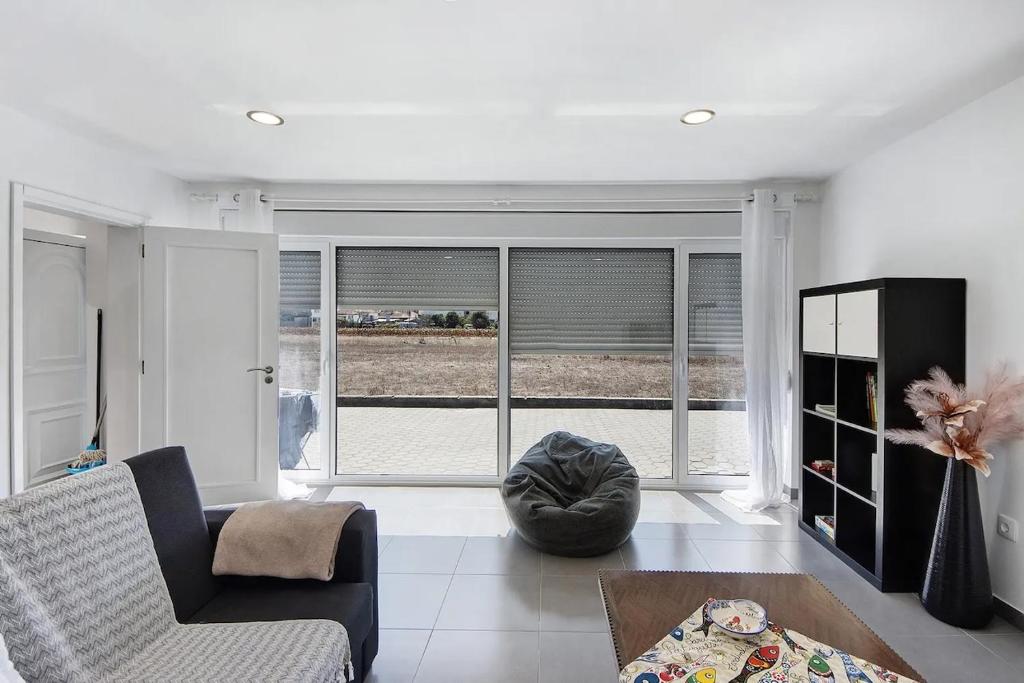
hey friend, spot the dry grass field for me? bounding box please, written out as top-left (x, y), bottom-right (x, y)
top-left (279, 328), bottom-right (744, 399)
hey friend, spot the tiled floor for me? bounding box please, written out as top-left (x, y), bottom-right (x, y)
top-left (341, 487), bottom-right (1024, 682)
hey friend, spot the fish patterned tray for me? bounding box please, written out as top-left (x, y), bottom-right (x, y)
top-left (619, 597), bottom-right (918, 683)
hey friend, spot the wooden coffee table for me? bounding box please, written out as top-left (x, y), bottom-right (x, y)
top-left (598, 570), bottom-right (923, 681)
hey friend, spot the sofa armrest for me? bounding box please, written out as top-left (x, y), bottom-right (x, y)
top-left (333, 509), bottom-right (378, 586)
top-left (202, 507), bottom-right (378, 586)
top-left (204, 507), bottom-right (236, 549)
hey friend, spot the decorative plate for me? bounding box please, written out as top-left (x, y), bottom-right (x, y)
top-left (708, 598), bottom-right (768, 638)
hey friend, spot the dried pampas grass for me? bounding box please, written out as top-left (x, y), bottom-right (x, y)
top-left (885, 364), bottom-right (1024, 477)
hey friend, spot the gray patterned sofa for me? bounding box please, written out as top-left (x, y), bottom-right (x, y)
top-left (0, 463), bottom-right (353, 682)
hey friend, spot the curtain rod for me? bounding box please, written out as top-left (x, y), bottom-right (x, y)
top-left (191, 192), bottom-right (817, 207)
top-left (264, 195), bottom-right (758, 205)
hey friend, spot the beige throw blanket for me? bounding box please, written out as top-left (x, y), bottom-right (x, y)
top-left (212, 500), bottom-right (365, 581)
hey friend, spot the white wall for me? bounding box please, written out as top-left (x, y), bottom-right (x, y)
top-left (819, 76), bottom-right (1024, 612)
top-left (0, 104), bottom-right (190, 496)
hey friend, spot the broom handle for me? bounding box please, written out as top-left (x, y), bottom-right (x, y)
top-left (96, 309), bottom-right (103, 423)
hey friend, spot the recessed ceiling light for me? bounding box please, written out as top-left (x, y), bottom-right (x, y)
top-left (680, 109), bottom-right (715, 125)
top-left (246, 110), bottom-right (284, 126)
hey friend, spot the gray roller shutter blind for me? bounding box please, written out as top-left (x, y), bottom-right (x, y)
top-left (336, 247), bottom-right (499, 309)
top-left (280, 251), bottom-right (321, 310)
top-left (510, 247), bottom-right (674, 354)
top-left (687, 253), bottom-right (742, 356)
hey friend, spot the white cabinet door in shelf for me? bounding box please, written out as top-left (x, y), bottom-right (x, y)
top-left (802, 294), bottom-right (836, 354)
top-left (837, 290), bottom-right (879, 358)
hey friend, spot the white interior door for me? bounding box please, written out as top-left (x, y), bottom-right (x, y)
top-left (22, 231), bottom-right (91, 487)
top-left (141, 226), bottom-right (279, 504)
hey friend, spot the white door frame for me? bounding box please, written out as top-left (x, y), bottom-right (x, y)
top-left (7, 183), bottom-right (147, 494)
top-left (280, 229), bottom-right (793, 491)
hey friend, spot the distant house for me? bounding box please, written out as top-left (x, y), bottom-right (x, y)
top-left (280, 308), bottom-right (320, 328)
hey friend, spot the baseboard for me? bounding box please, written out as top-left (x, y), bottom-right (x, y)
top-left (994, 595), bottom-right (1024, 630)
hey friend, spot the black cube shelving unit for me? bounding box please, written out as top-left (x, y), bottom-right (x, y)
top-left (798, 278), bottom-right (965, 592)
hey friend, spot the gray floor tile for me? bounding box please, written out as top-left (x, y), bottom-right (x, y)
top-left (380, 536), bottom-right (467, 574)
top-left (414, 630), bottom-right (540, 683)
top-left (365, 630), bottom-right (431, 683)
top-left (540, 575), bottom-right (608, 632)
top-left (962, 615), bottom-right (1024, 635)
top-left (889, 634), bottom-right (1018, 682)
top-left (378, 574), bottom-right (453, 629)
top-left (822, 580), bottom-right (961, 640)
top-left (974, 633), bottom-right (1024, 666)
top-left (541, 550), bottom-right (624, 576)
top-left (619, 537), bottom-right (711, 571)
top-left (773, 540), bottom-right (862, 581)
top-left (691, 539), bottom-right (796, 573)
top-left (630, 522), bottom-right (689, 540)
top-left (539, 632), bottom-right (617, 683)
top-left (751, 521), bottom-right (804, 541)
top-left (680, 523), bottom-right (763, 540)
top-left (455, 535), bottom-right (542, 576)
top-left (434, 574), bottom-right (541, 631)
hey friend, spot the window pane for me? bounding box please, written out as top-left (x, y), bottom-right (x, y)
top-left (509, 248), bottom-right (674, 479)
top-left (278, 251), bottom-right (323, 471)
top-left (335, 248), bottom-right (499, 476)
top-left (686, 253), bottom-right (749, 475)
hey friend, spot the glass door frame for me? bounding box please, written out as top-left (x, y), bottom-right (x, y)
top-left (280, 230), bottom-right (789, 490)
top-left (677, 239), bottom-right (749, 489)
top-left (277, 238), bottom-right (335, 483)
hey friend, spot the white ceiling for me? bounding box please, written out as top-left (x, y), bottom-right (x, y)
top-left (3, 1), bottom-right (1024, 183)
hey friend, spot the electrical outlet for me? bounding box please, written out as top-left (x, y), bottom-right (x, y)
top-left (997, 514), bottom-right (1019, 542)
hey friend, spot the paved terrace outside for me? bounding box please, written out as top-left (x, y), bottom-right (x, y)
top-left (295, 407), bottom-right (749, 478)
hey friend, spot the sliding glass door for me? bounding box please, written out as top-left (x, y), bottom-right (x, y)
top-left (684, 249), bottom-right (750, 477)
top-left (278, 231), bottom-right (778, 486)
top-left (334, 247), bottom-right (500, 477)
top-left (508, 248), bottom-right (675, 479)
top-left (278, 245), bottom-right (331, 480)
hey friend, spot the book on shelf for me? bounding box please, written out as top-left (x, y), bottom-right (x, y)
top-left (810, 459), bottom-right (835, 478)
top-left (865, 371), bottom-right (878, 429)
top-left (814, 515), bottom-right (836, 541)
top-left (814, 403), bottom-right (836, 417)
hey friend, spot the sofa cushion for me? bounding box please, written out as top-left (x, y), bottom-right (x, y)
top-left (125, 447), bottom-right (221, 621)
top-left (110, 620), bottom-right (349, 683)
top-left (188, 580), bottom-right (374, 649)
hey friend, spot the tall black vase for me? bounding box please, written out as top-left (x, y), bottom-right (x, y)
top-left (920, 458), bottom-right (993, 628)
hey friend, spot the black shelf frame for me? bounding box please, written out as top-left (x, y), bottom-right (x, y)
top-left (798, 278), bottom-right (965, 593)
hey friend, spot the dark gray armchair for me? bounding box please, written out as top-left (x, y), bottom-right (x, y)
top-left (125, 446), bottom-right (378, 682)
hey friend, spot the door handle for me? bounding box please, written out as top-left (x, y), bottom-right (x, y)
top-left (246, 366), bottom-right (274, 374)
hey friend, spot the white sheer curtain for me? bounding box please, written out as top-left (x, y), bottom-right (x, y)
top-left (722, 189), bottom-right (787, 512)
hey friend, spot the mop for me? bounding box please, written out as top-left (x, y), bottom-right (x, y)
top-left (67, 309), bottom-right (107, 474)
